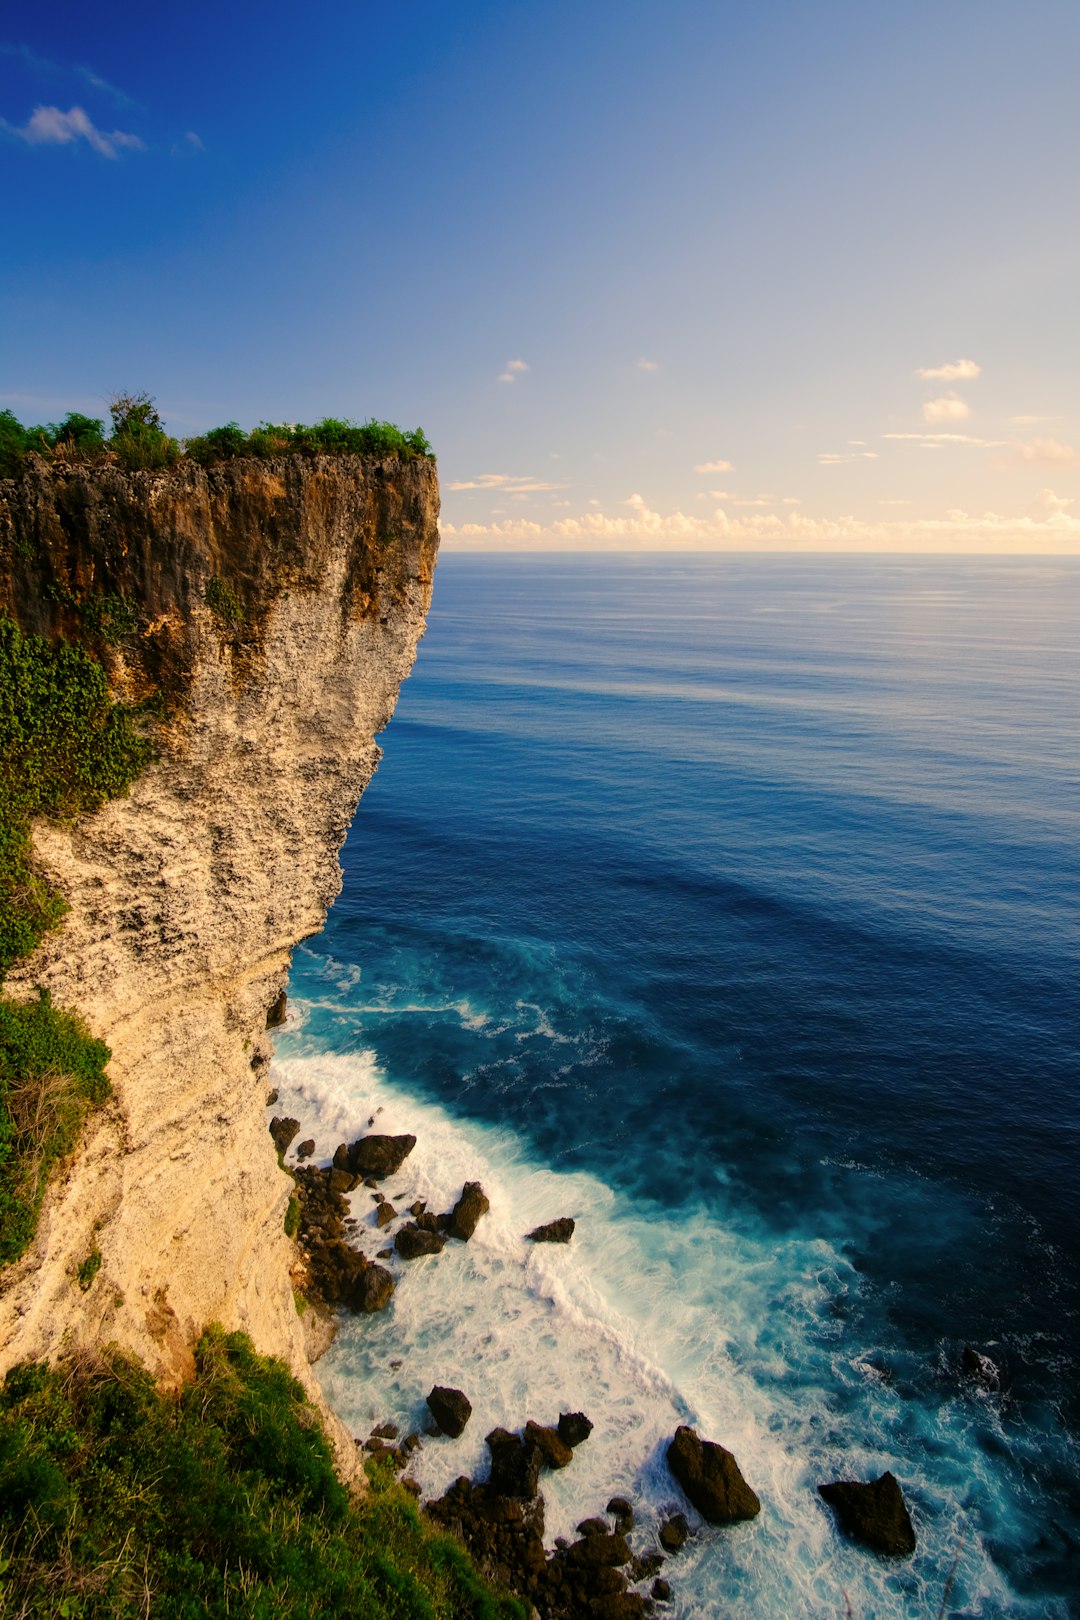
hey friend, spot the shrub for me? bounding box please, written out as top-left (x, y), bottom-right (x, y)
top-left (108, 391), bottom-right (181, 471)
top-left (203, 576), bottom-right (246, 630)
top-left (0, 614), bottom-right (152, 981)
top-left (0, 990), bottom-right (112, 1267)
top-left (0, 1330), bottom-right (526, 1617)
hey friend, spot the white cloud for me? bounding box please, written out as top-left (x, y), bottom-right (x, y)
top-left (882, 432), bottom-right (1006, 446)
top-left (498, 358), bottom-right (529, 382)
top-left (439, 495), bottom-right (1080, 553)
top-left (819, 451), bottom-right (879, 464)
top-left (637, 358), bottom-right (659, 372)
top-left (3, 103), bottom-right (143, 157)
top-left (782, 496), bottom-right (802, 505)
top-left (923, 394), bottom-right (971, 424)
top-left (1014, 437), bottom-right (1078, 465)
top-left (916, 358), bottom-right (981, 381)
top-left (709, 490), bottom-right (733, 500)
top-left (694, 459), bottom-right (733, 473)
top-left (1034, 488), bottom-right (1073, 513)
top-left (448, 472), bottom-right (566, 493)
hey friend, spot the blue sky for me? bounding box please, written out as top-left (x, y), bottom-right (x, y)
top-left (3, 1), bottom-right (1079, 550)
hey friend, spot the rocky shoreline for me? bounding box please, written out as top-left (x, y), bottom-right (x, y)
top-left (270, 1095), bottom-right (925, 1614)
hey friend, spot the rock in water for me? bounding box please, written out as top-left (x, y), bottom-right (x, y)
top-left (427, 1385), bottom-right (473, 1438)
top-left (525, 1216), bottom-right (575, 1243)
top-left (296, 1138), bottom-right (315, 1160)
top-left (666, 1425), bottom-right (760, 1523)
top-left (658, 1514), bottom-right (689, 1552)
top-left (817, 1471), bottom-right (916, 1556)
top-left (269, 1116), bottom-right (300, 1154)
top-left (485, 1427), bottom-right (542, 1498)
top-left (395, 1223), bottom-right (446, 1259)
top-left (524, 1420), bottom-right (574, 1469)
top-left (557, 1411), bottom-right (593, 1448)
top-left (346, 1134), bottom-right (416, 1179)
top-left (351, 1264), bottom-right (394, 1314)
top-left (446, 1181), bottom-right (490, 1241)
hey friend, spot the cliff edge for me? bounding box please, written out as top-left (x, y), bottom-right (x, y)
top-left (0, 453), bottom-right (438, 1471)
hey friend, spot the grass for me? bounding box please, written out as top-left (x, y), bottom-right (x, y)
top-left (0, 398), bottom-right (433, 481)
top-left (0, 992), bottom-right (111, 1268)
top-left (0, 614), bottom-right (152, 983)
top-left (0, 1328), bottom-right (526, 1618)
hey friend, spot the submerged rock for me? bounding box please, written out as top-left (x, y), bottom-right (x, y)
top-left (525, 1217), bottom-right (575, 1244)
top-left (446, 1180), bottom-right (490, 1241)
top-left (667, 1424), bottom-right (760, 1523)
top-left (961, 1344), bottom-right (1002, 1391)
top-left (428, 1385), bottom-right (473, 1438)
top-left (817, 1471), bottom-right (916, 1556)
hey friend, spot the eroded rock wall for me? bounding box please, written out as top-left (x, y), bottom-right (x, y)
top-left (0, 455), bottom-right (439, 1472)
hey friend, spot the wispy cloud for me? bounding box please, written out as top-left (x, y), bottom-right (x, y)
top-left (448, 472), bottom-right (565, 493)
top-left (694, 458), bottom-right (733, 473)
top-left (882, 432), bottom-right (1008, 447)
top-left (636, 358), bottom-right (659, 372)
top-left (1011, 414), bottom-right (1050, 426)
top-left (2, 103), bottom-right (143, 157)
top-left (732, 495), bottom-right (775, 507)
top-left (819, 450), bottom-right (879, 464)
top-left (916, 358), bottom-right (981, 381)
top-left (0, 42), bottom-right (139, 108)
top-left (922, 394), bottom-right (971, 424)
top-left (498, 358), bottom-right (529, 383)
top-left (1014, 437), bottom-right (1078, 465)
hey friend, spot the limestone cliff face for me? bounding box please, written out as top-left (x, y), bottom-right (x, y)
top-left (0, 454), bottom-right (438, 1470)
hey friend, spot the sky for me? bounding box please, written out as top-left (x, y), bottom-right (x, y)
top-left (3, 1), bottom-right (1079, 552)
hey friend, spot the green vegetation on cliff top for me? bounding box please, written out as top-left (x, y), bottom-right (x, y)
top-left (0, 1325), bottom-right (525, 1618)
top-left (0, 393), bottom-right (434, 478)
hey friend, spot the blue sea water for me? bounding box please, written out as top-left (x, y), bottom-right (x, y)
top-left (271, 553), bottom-right (1080, 1618)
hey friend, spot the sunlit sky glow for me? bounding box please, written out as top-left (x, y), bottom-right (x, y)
top-left (3, 2), bottom-right (1079, 551)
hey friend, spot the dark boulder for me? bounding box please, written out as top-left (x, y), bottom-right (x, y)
top-left (346, 1134), bottom-right (417, 1179)
top-left (375, 1201), bottom-right (397, 1229)
top-left (607, 1495), bottom-right (634, 1533)
top-left (576, 1517), bottom-right (610, 1538)
top-left (329, 1168), bottom-right (357, 1194)
top-left (447, 1181), bottom-right (490, 1241)
top-left (525, 1420), bottom-right (573, 1469)
top-left (566, 1531), bottom-right (631, 1568)
top-left (351, 1264), bottom-right (395, 1314)
top-left (652, 1576), bottom-right (672, 1601)
top-left (296, 1138), bottom-right (316, 1160)
top-left (395, 1223), bottom-right (447, 1260)
top-left (630, 1552), bottom-right (664, 1581)
top-left (525, 1217), bottom-right (575, 1244)
top-left (667, 1424), bottom-right (760, 1523)
top-left (269, 1116), bottom-right (300, 1154)
top-left (266, 990), bottom-right (287, 1028)
top-left (485, 1427), bottom-right (542, 1498)
top-left (428, 1386), bottom-right (473, 1438)
top-left (658, 1514), bottom-right (689, 1552)
top-left (557, 1411), bottom-right (593, 1448)
top-left (415, 1210), bottom-right (442, 1233)
top-left (818, 1471), bottom-right (916, 1556)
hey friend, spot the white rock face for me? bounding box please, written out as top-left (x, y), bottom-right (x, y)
top-left (0, 455), bottom-right (439, 1478)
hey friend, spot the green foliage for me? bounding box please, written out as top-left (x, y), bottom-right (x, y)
top-left (0, 990), bottom-right (112, 1267)
top-left (76, 1249), bottom-right (102, 1292)
top-left (284, 1193), bottom-right (301, 1239)
top-left (107, 392), bottom-right (181, 471)
top-left (203, 576), bottom-right (246, 629)
top-left (0, 402), bottom-right (434, 479)
top-left (0, 614), bottom-right (152, 981)
top-left (0, 1329), bottom-right (526, 1618)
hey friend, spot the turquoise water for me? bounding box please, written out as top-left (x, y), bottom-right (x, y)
top-left (272, 554), bottom-right (1080, 1617)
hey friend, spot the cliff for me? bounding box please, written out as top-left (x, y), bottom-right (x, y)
top-left (0, 453), bottom-right (439, 1472)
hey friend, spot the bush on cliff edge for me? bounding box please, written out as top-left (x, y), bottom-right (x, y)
top-left (0, 1326), bottom-right (525, 1618)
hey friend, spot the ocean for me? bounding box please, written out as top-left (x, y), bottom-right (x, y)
top-left (269, 552), bottom-right (1080, 1618)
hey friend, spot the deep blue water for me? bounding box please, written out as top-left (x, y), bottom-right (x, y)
top-left (274, 554), bottom-right (1080, 1617)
